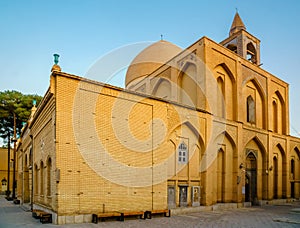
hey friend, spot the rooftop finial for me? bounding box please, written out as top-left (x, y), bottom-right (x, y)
top-left (236, 8), bottom-right (238, 13)
top-left (160, 34), bottom-right (163, 41)
top-left (53, 53), bottom-right (60, 65)
top-left (51, 53), bottom-right (61, 72)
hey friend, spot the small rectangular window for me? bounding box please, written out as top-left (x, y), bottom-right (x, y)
top-left (178, 142), bottom-right (188, 164)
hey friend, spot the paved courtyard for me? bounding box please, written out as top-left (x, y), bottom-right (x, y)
top-left (0, 195), bottom-right (300, 227)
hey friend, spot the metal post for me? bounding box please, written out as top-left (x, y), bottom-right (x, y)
top-left (7, 131), bottom-right (10, 198)
top-left (12, 112), bottom-right (17, 199)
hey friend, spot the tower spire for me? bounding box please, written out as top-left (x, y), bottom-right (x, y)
top-left (229, 12), bottom-right (246, 36)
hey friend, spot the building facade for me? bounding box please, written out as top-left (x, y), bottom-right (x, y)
top-left (16, 13), bottom-right (300, 224)
top-left (0, 148), bottom-right (16, 195)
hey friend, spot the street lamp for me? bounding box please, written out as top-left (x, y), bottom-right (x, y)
top-left (11, 136), bottom-right (17, 199)
top-left (6, 131), bottom-right (11, 199)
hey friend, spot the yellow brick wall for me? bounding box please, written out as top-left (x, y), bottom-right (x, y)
top-left (28, 93), bottom-right (56, 210)
top-left (52, 74), bottom-right (215, 214)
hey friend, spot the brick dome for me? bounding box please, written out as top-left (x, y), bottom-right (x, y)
top-left (125, 40), bottom-right (181, 87)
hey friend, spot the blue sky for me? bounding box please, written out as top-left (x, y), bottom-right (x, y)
top-left (0, 0), bottom-right (299, 136)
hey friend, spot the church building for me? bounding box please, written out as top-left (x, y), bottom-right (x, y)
top-left (16, 13), bottom-right (300, 224)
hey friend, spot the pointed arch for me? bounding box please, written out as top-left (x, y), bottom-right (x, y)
top-left (213, 131), bottom-right (237, 203)
top-left (182, 121), bottom-right (205, 148)
top-left (216, 131), bottom-right (237, 150)
top-left (276, 143), bottom-right (287, 168)
top-left (178, 62), bottom-right (197, 106)
top-left (245, 136), bottom-right (268, 201)
top-left (273, 143), bottom-right (287, 198)
top-left (250, 136), bottom-right (267, 156)
top-left (294, 146), bottom-right (300, 158)
top-left (152, 78), bottom-right (171, 100)
top-left (243, 78), bottom-right (266, 129)
top-left (214, 63), bottom-right (236, 120)
top-left (215, 63), bottom-right (236, 83)
top-left (242, 77), bottom-right (266, 99)
top-left (274, 91), bottom-right (287, 134)
top-left (276, 143), bottom-right (286, 157)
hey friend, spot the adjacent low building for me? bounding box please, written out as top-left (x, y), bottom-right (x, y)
top-left (16, 13), bottom-right (300, 224)
top-left (0, 148), bottom-right (16, 195)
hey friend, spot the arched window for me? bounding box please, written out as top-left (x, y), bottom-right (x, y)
top-left (47, 158), bottom-right (52, 196)
top-left (273, 100), bottom-right (278, 133)
top-left (247, 95), bottom-right (255, 123)
top-left (178, 142), bottom-right (188, 163)
top-left (247, 43), bottom-right (257, 64)
top-left (217, 76), bottom-right (225, 118)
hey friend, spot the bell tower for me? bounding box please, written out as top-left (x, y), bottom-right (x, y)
top-left (220, 12), bottom-right (261, 65)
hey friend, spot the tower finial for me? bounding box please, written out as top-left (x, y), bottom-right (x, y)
top-left (236, 8), bottom-right (238, 13)
top-left (160, 34), bottom-right (163, 41)
top-left (51, 53), bottom-right (61, 72)
top-left (53, 53), bottom-right (60, 65)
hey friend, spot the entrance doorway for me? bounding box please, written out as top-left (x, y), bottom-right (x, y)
top-left (167, 186), bottom-right (176, 209)
top-left (291, 159), bottom-right (295, 198)
top-left (245, 151), bottom-right (257, 204)
top-left (291, 182), bottom-right (295, 198)
top-left (179, 186), bottom-right (188, 207)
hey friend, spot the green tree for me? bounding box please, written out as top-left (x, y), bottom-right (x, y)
top-left (0, 90), bottom-right (42, 146)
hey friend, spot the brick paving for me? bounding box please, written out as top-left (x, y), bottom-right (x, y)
top-left (0, 195), bottom-right (300, 227)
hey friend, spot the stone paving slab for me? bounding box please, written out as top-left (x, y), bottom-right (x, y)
top-left (1, 195), bottom-right (300, 227)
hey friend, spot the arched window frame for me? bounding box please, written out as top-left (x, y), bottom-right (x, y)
top-left (217, 76), bottom-right (225, 118)
top-left (247, 95), bottom-right (255, 123)
top-left (272, 100), bottom-right (278, 133)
